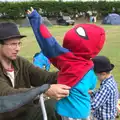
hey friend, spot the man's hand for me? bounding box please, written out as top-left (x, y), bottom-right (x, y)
top-left (45, 84), bottom-right (71, 100)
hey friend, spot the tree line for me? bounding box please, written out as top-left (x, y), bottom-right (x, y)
top-left (0, 1), bottom-right (120, 19)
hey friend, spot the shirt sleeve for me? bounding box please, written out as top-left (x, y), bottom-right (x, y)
top-left (27, 10), bottom-right (69, 59)
top-left (91, 85), bottom-right (110, 110)
top-left (19, 56), bottom-right (58, 86)
top-left (0, 77), bottom-right (30, 96)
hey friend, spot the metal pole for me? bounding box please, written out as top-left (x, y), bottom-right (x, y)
top-left (39, 94), bottom-right (48, 120)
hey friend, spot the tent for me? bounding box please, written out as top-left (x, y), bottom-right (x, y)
top-left (102, 13), bottom-right (120, 25)
top-left (19, 17), bottom-right (53, 27)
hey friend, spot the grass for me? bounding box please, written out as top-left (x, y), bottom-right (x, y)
top-left (19, 25), bottom-right (120, 91)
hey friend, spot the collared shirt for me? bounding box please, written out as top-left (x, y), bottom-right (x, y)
top-left (91, 75), bottom-right (119, 120)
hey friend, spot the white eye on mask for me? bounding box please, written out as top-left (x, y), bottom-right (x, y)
top-left (76, 27), bottom-right (88, 40)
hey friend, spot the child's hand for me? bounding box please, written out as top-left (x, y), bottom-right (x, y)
top-left (88, 90), bottom-right (93, 95)
top-left (26, 7), bottom-right (43, 23)
top-left (26, 7), bottom-right (34, 15)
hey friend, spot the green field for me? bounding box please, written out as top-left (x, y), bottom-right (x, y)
top-left (19, 25), bottom-right (120, 91)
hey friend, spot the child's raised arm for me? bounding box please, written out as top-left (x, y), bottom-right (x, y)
top-left (27, 8), bottom-right (69, 59)
top-left (27, 8), bottom-right (88, 87)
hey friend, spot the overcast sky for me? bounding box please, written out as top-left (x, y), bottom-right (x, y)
top-left (0, 0), bottom-right (119, 2)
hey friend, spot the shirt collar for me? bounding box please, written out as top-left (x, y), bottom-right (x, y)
top-left (100, 75), bottom-right (113, 86)
top-left (0, 58), bottom-right (19, 75)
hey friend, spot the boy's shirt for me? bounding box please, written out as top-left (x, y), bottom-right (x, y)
top-left (91, 75), bottom-right (119, 120)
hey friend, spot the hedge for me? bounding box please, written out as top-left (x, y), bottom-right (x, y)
top-left (0, 1), bottom-right (120, 19)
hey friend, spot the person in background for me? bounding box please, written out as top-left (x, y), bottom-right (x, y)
top-left (89, 56), bottom-right (119, 120)
top-left (33, 51), bottom-right (51, 71)
top-left (33, 51), bottom-right (51, 100)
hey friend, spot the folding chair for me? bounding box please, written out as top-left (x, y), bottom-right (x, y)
top-left (39, 93), bottom-right (48, 120)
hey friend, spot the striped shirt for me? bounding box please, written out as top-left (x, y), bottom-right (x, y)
top-left (91, 75), bottom-right (119, 120)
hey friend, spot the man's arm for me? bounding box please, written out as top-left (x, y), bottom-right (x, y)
top-left (27, 60), bottom-right (71, 100)
top-left (20, 56), bottom-right (70, 100)
top-left (0, 76), bottom-right (70, 100)
top-left (18, 56), bottom-right (57, 86)
top-left (28, 63), bottom-right (58, 85)
top-left (0, 77), bottom-right (30, 96)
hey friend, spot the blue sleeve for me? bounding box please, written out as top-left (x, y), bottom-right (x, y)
top-left (27, 10), bottom-right (69, 59)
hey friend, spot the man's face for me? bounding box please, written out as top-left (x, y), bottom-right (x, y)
top-left (0, 38), bottom-right (21, 60)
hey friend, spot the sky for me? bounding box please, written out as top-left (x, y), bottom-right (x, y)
top-left (0, 0), bottom-right (119, 2)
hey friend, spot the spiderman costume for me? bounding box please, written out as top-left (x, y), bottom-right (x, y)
top-left (28, 10), bottom-right (105, 119)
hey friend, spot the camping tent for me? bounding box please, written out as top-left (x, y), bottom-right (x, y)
top-left (19, 17), bottom-right (52, 27)
top-left (102, 13), bottom-right (120, 25)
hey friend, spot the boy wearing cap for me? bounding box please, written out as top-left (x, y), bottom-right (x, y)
top-left (89, 56), bottom-right (119, 120)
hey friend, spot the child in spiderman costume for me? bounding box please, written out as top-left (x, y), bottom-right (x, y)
top-left (27, 8), bottom-right (105, 120)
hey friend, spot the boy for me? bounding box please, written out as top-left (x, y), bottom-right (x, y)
top-left (90, 56), bottom-right (119, 120)
top-left (27, 8), bottom-right (105, 120)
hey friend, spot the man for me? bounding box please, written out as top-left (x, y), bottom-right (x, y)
top-left (0, 22), bottom-right (70, 120)
top-left (89, 56), bottom-right (119, 120)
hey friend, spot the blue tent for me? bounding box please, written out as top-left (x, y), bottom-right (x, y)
top-left (102, 13), bottom-right (120, 25)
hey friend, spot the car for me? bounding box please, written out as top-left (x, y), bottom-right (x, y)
top-left (56, 16), bottom-right (75, 26)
